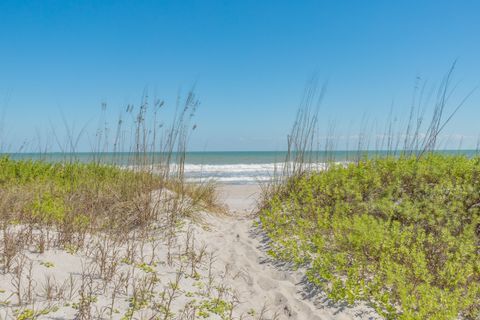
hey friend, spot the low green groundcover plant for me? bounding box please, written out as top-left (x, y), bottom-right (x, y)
top-left (0, 156), bottom-right (167, 235)
top-left (260, 155), bottom-right (479, 319)
top-left (0, 156), bottom-right (218, 246)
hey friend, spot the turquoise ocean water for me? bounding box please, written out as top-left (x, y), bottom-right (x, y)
top-left (3, 150), bottom-right (478, 184)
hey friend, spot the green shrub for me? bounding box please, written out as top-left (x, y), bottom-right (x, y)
top-left (29, 192), bottom-right (67, 225)
top-left (260, 155), bottom-right (480, 319)
top-left (0, 157), bottom-right (164, 234)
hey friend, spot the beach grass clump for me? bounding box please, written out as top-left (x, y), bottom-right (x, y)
top-left (260, 154), bottom-right (480, 319)
top-left (0, 156), bottom-right (212, 254)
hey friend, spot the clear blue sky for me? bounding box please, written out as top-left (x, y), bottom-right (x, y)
top-left (1, 0), bottom-right (479, 151)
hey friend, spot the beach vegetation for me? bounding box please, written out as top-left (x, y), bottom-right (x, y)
top-left (260, 66), bottom-right (479, 319)
top-left (0, 90), bottom-right (258, 319)
top-left (260, 154), bottom-right (480, 319)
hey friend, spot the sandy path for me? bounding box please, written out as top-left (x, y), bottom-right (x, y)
top-left (194, 184), bottom-right (378, 320)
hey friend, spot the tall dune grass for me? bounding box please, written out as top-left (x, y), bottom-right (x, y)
top-left (260, 65), bottom-right (480, 319)
top-left (0, 89), bottom-right (219, 271)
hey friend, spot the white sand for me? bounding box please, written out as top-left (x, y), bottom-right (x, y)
top-left (0, 184), bottom-right (379, 319)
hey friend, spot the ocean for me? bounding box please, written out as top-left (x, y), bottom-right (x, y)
top-left (3, 150), bottom-right (478, 184)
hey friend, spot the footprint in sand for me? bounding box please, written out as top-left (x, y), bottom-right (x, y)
top-left (257, 275), bottom-right (278, 290)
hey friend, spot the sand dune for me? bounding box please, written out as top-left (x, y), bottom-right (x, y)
top-left (0, 184), bottom-right (379, 319)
